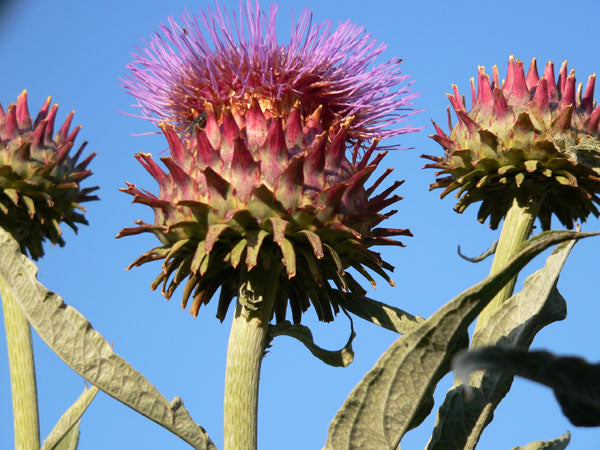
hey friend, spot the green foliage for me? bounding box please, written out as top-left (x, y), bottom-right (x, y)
top-left (325, 230), bottom-right (592, 449)
top-left (52, 422), bottom-right (80, 450)
top-left (0, 228), bottom-right (215, 450)
top-left (41, 385), bottom-right (98, 450)
top-left (427, 239), bottom-right (574, 449)
top-left (336, 294), bottom-right (424, 335)
top-left (512, 432), bottom-right (571, 450)
top-left (454, 348), bottom-right (600, 427)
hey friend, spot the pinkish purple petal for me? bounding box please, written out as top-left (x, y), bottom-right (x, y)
top-left (121, 1), bottom-right (419, 145)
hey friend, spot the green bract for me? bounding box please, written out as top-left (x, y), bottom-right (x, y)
top-left (119, 99), bottom-right (410, 323)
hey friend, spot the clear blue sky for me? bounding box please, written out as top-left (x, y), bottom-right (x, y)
top-left (1, 0), bottom-right (599, 448)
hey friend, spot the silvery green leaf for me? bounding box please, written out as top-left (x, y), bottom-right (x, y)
top-left (512, 432), bottom-right (570, 450)
top-left (41, 385), bottom-right (98, 450)
top-left (52, 420), bottom-right (80, 450)
top-left (427, 239), bottom-right (575, 450)
top-left (324, 230), bottom-right (594, 450)
top-left (0, 229), bottom-right (216, 450)
top-left (336, 295), bottom-right (424, 335)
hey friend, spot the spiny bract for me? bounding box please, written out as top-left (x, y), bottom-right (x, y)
top-left (423, 56), bottom-right (600, 230)
top-left (0, 91), bottom-right (98, 259)
top-left (119, 103), bottom-right (411, 322)
top-left (119, 2), bottom-right (418, 323)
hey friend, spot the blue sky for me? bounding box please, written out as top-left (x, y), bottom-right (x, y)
top-left (1, 0), bottom-right (599, 448)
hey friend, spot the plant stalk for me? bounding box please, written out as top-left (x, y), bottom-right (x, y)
top-left (1, 276), bottom-right (40, 450)
top-left (474, 197), bottom-right (537, 331)
top-left (223, 265), bottom-right (280, 450)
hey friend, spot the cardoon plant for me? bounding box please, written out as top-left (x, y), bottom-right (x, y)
top-left (119, 2), bottom-right (418, 448)
top-left (3, 8), bottom-right (600, 449)
top-left (0, 91), bottom-right (97, 449)
top-left (423, 56), bottom-right (600, 326)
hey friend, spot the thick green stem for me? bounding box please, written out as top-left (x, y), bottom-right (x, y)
top-left (223, 266), bottom-right (279, 450)
top-left (1, 277), bottom-right (40, 450)
top-left (475, 197), bottom-right (537, 331)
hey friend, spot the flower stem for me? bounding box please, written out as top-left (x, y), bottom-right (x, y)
top-left (1, 276), bottom-right (40, 450)
top-left (224, 265), bottom-right (280, 450)
top-left (474, 197), bottom-right (537, 332)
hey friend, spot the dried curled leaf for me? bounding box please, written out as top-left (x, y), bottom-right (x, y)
top-left (457, 239), bottom-right (498, 263)
top-left (268, 313), bottom-right (355, 367)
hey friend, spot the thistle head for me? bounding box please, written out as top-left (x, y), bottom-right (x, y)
top-left (119, 2), bottom-right (419, 323)
top-left (0, 91), bottom-right (98, 259)
top-left (424, 56), bottom-right (600, 229)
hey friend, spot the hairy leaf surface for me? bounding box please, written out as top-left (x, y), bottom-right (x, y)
top-left (324, 230), bottom-right (594, 450)
top-left (0, 229), bottom-right (216, 450)
top-left (41, 386), bottom-right (98, 450)
top-left (427, 239), bottom-right (575, 449)
top-left (52, 421), bottom-right (80, 450)
top-left (512, 432), bottom-right (570, 450)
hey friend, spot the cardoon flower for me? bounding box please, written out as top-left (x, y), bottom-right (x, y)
top-left (122, 3), bottom-right (417, 146)
top-left (118, 1), bottom-right (418, 324)
top-left (0, 90), bottom-right (98, 259)
top-left (423, 56), bottom-right (600, 230)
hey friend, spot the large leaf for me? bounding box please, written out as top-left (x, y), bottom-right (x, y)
top-left (324, 230), bottom-right (595, 450)
top-left (41, 385), bottom-right (98, 450)
top-left (512, 432), bottom-right (570, 450)
top-left (454, 348), bottom-right (600, 427)
top-left (336, 295), bottom-right (424, 335)
top-left (0, 229), bottom-right (216, 450)
top-left (426, 239), bottom-right (575, 450)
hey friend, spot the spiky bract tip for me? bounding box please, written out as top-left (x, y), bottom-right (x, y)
top-left (118, 99), bottom-right (410, 323)
top-left (0, 90), bottom-right (98, 259)
top-left (424, 55), bottom-right (600, 230)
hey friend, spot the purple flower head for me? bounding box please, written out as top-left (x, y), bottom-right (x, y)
top-left (121, 1), bottom-right (419, 146)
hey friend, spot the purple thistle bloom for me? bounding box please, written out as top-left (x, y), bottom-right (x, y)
top-left (119, 1), bottom-right (420, 323)
top-left (121, 1), bottom-right (419, 145)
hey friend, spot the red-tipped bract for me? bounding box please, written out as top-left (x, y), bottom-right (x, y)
top-left (0, 91), bottom-right (98, 259)
top-left (119, 100), bottom-right (411, 323)
top-left (424, 56), bottom-right (600, 229)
